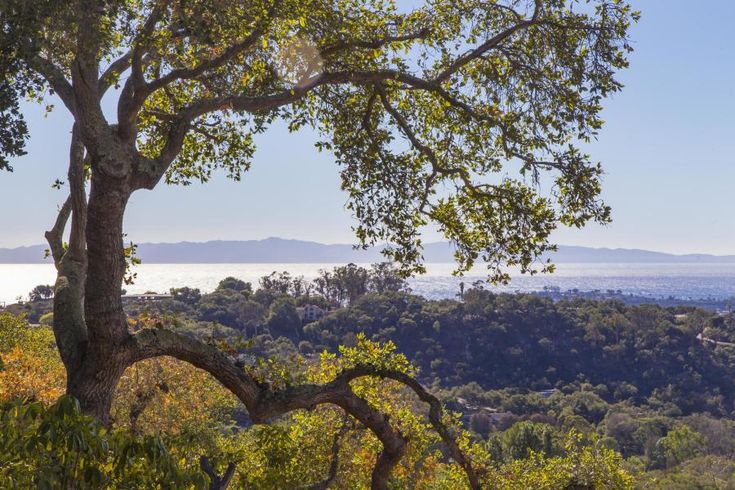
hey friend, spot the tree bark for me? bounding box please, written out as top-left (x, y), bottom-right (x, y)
top-left (129, 328), bottom-right (485, 489)
top-left (84, 170), bottom-right (131, 346)
top-left (64, 155), bottom-right (132, 423)
top-left (65, 351), bottom-right (128, 423)
top-left (47, 125), bottom-right (91, 398)
top-left (43, 160), bottom-right (478, 485)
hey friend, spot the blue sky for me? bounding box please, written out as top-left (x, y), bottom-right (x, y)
top-left (1, 0), bottom-right (734, 254)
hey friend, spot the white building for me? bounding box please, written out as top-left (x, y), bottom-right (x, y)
top-left (297, 304), bottom-right (327, 323)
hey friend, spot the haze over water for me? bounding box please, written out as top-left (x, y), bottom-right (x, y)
top-left (4, 262), bottom-right (735, 305)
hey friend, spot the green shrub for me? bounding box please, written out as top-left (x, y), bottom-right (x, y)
top-left (0, 396), bottom-right (206, 489)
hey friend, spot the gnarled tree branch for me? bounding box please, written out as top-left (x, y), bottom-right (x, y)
top-left (433, 0), bottom-right (543, 82)
top-left (319, 28), bottom-right (430, 57)
top-left (99, 50), bottom-right (133, 96)
top-left (67, 124), bottom-right (87, 260)
top-left (27, 56), bottom-right (77, 116)
top-left (131, 327), bottom-right (479, 489)
top-left (117, 0), bottom-right (171, 139)
top-left (47, 124), bottom-right (89, 377)
top-left (146, 0), bottom-right (280, 93)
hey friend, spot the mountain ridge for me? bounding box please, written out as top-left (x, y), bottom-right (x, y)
top-left (1, 238), bottom-right (734, 264)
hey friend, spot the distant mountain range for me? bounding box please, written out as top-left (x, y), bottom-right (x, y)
top-left (1, 238), bottom-right (735, 264)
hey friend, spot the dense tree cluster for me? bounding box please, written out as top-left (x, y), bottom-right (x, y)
top-left (302, 290), bottom-right (735, 416)
top-left (7, 279), bottom-right (735, 486)
top-left (163, 264), bottom-right (408, 334)
top-left (125, 269), bottom-right (735, 420)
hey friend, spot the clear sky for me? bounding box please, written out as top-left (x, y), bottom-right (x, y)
top-left (1, 0), bottom-right (734, 254)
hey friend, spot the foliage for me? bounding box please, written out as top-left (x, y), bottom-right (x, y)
top-left (111, 357), bottom-right (240, 437)
top-left (169, 287), bottom-right (202, 306)
top-left (314, 263), bottom-right (408, 305)
top-left (0, 308), bottom-right (716, 488)
top-left (0, 396), bottom-right (206, 489)
top-left (655, 425), bottom-right (706, 469)
top-left (638, 456), bottom-right (735, 490)
top-left (266, 296), bottom-right (301, 339)
top-left (3, 0), bottom-right (638, 279)
top-left (0, 312), bottom-right (64, 404)
top-left (487, 421), bottom-right (563, 462)
top-left (485, 432), bottom-right (633, 489)
top-left (28, 284), bottom-right (54, 302)
top-left (0, 0), bottom-right (54, 170)
top-left (216, 277), bottom-right (252, 294)
top-left (299, 290), bottom-right (735, 416)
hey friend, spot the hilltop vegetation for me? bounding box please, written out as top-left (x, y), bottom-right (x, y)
top-left (7, 263), bottom-right (735, 487)
top-left (109, 265), bottom-right (735, 418)
top-left (0, 310), bottom-right (631, 489)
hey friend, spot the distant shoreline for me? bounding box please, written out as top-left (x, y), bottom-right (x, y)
top-left (4, 262), bottom-right (735, 309)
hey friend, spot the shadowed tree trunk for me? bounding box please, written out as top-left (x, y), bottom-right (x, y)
top-left (70, 167), bottom-right (131, 421)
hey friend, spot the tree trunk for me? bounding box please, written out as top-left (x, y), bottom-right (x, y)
top-left (85, 169), bottom-right (131, 345)
top-left (66, 351), bottom-right (127, 425)
top-left (65, 167), bottom-right (132, 422)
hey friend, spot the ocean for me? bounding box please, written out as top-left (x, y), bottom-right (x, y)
top-left (4, 263), bottom-right (735, 305)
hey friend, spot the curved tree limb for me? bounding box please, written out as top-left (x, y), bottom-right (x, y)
top-left (130, 327), bottom-right (479, 489)
top-left (340, 367), bottom-right (482, 490)
top-left (145, 0), bottom-right (281, 93)
top-left (433, 0), bottom-right (543, 83)
top-left (118, 0), bottom-right (278, 140)
top-left (47, 124), bottom-right (89, 376)
top-left (27, 56), bottom-right (77, 116)
top-left (43, 124), bottom-right (85, 271)
top-left (132, 3), bottom-right (551, 190)
top-left (319, 28), bottom-right (430, 57)
top-left (131, 327), bottom-right (406, 488)
top-left (117, 0), bottom-right (172, 138)
top-left (69, 0), bottom-right (110, 145)
top-left (138, 69), bottom-right (451, 189)
top-left (99, 51), bottom-right (132, 96)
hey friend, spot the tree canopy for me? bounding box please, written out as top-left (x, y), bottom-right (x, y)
top-left (2, 0), bottom-right (637, 279)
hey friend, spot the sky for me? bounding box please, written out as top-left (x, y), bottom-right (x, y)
top-left (1, 0), bottom-right (734, 254)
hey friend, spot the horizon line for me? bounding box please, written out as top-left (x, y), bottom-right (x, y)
top-left (1, 237), bottom-right (734, 259)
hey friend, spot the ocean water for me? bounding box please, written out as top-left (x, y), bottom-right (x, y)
top-left (3, 263), bottom-right (735, 305)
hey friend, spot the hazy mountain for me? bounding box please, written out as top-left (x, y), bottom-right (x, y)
top-left (1, 238), bottom-right (734, 264)
top-left (541, 245), bottom-right (735, 263)
top-left (0, 245), bottom-right (50, 264)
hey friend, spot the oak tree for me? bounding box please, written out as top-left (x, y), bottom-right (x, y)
top-left (0, 0), bottom-right (636, 487)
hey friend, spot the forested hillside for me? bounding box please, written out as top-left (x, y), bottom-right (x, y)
top-left (8, 264), bottom-right (735, 487)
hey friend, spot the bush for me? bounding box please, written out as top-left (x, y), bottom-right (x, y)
top-left (0, 396), bottom-right (206, 488)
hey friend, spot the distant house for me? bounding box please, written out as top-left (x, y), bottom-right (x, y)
top-left (455, 397), bottom-right (516, 430)
top-left (122, 293), bottom-right (173, 303)
top-left (297, 304), bottom-right (328, 323)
